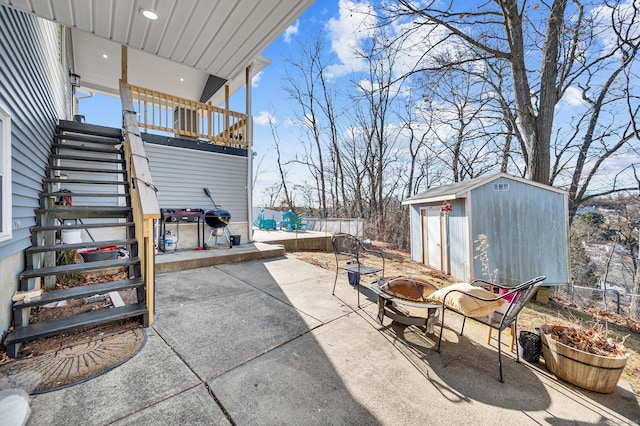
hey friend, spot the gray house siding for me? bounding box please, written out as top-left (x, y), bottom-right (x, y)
top-left (470, 177), bottom-right (568, 285)
top-left (144, 143), bottom-right (249, 222)
top-left (0, 5), bottom-right (72, 333)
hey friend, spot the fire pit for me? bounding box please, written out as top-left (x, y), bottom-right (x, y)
top-left (371, 276), bottom-right (442, 335)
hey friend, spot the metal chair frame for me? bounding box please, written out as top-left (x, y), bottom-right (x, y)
top-left (331, 233), bottom-right (385, 307)
top-left (436, 275), bottom-right (546, 382)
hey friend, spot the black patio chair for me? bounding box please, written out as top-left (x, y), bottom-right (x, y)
top-left (331, 233), bottom-right (385, 307)
top-left (435, 275), bottom-right (546, 382)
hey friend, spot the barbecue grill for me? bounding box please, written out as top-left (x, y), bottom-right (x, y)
top-left (205, 209), bottom-right (232, 248)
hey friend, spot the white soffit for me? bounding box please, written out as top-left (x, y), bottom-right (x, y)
top-left (2, 0), bottom-right (313, 99)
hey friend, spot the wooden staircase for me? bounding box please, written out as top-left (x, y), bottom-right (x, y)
top-left (4, 120), bottom-right (149, 357)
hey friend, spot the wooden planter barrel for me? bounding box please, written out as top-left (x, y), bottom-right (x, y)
top-left (540, 331), bottom-right (628, 394)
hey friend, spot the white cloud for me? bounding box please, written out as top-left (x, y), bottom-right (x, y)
top-left (254, 111), bottom-right (275, 126)
top-left (325, 0), bottom-right (376, 78)
top-left (561, 86), bottom-right (587, 107)
top-left (284, 20), bottom-right (300, 44)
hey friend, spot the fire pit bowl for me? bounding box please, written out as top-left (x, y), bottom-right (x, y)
top-left (377, 276), bottom-right (439, 304)
top-left (372, 276), bottom-right (442, 335)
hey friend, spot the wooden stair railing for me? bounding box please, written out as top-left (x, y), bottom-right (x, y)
top-left (120, 80), bottom-right (161, 327)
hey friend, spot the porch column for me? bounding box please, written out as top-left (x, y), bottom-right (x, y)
top-left (121, 45), bottom-right (127, 82)
top-left (246, 64), bottom-right (254, 242)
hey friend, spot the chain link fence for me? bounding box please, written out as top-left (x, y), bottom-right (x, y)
top-left (553, 285), bottom-right (640, 319)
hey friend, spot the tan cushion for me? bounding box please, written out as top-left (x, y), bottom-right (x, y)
top-left (430, 283), bottom-right (505, 318)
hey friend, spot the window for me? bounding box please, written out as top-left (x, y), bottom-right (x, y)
top-left (492, 182), bottom-right (509, 192)
top-left (0, 106), bottom-right (11, 242)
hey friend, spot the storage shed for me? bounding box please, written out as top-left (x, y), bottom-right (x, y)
top-left (403, 173), bottom-right (569, 286)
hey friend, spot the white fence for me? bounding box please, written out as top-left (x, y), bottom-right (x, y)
top-left (252, 208), bottom-right (365, 237)
top-left (303, 217), bottom-right (365, 237)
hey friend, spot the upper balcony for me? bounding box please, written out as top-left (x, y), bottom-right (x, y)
top-left (129, 84), bottom-right (248, 150)
top-left (2, 0), bottom-right (315, 149)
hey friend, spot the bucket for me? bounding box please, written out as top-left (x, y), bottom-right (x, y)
top-left (79, 246), bottom-right (118, 262)
top-left (62, 229), bottom-right (82, 244)
top-left (348, 271), bottom-right (360, 286)
top-left (230, 235), bottom-right (241, 246)
top-left (540, 330), bottom-right (628, 393)
top-left (517, 331), bottom-right (541, 363)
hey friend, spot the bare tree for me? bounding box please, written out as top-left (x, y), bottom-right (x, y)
top-left (283, 36), bottom-right (351, 213)
top-left (267, 113), bottom-right (294, 210)
top-left (377, 0), bottom-right (639, 219)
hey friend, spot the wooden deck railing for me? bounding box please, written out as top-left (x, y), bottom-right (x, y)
top-left (120, 80), bottom-right (161, 326)
top-left (129, 84), bottom-right (248, 149)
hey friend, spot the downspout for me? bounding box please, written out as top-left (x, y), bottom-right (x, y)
top-left (246, 64), bottom-right (254, 242)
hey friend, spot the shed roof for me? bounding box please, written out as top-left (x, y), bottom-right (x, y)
top-left (402, 172), bottom-right (567, 205)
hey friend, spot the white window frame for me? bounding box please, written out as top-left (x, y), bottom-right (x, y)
top-left (0, 105), bottom-right (12, 242)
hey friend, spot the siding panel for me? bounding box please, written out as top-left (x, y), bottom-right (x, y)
top-left (0, 5), bottom-right (71, 260)
top-left (470, 177), bottom-right (568, 285)
top-left (144, 143), bottom-right (249, 222)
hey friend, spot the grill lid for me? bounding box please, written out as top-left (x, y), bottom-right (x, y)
top-left (204, 209), bottom-right (230, 228)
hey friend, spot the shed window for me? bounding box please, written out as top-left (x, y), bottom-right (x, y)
top-left (0, 106), bottom-right (11, 242)
top-left (493, 183), bottom-right (509, 192)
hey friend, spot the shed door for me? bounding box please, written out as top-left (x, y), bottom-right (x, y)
top-left (422, 208), bottom-right (442, 270)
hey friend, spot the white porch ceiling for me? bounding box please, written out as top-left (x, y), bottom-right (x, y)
top-left (1, 0), bottom-right (313, 101)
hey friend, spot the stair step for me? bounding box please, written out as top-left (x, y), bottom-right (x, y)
top-left (43, 178), bottom-right (127, 185)
top-left (55, 133), bottom-right (122, 146)
top-left (32, 221), bottom-right (135, 232)
top-left (26, 238), bottom-right (137, 253)
top-left (50, 154), bottom-right (125, 163)
top-left (47, 165), bottom-right (124, 174)
top-left (41, 192), bottom-right (129, 198)
top-left (13, 278), bottom-right (144, 309)
top-left (3, 303), bottom-right (147, 346)
top-left (35, 206), bottom-right (131, 220)
top-left (57, 120), bottom-right (123, 139)
top-left (20, 256), bottom-right (140, 279)
top-left (52, 143), bottom-right (122, 154)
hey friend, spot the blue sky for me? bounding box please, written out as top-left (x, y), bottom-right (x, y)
top-left (78, 1), bottom-right (345, 206)
top-left (79, 0), bottom-right (639, 207)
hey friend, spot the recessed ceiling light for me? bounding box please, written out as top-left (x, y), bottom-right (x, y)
top-left (140, 9), bottom-right (159, 20)
top-left (179, 78), bottom-right (184, 82)
top-left (102, 54), bottom-right (108, 59)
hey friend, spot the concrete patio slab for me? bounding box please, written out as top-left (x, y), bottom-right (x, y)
top-left (155, 265), bottom-right (256, 307)
top-left (110, 385), bottom-right (228, 426)
top-left (27, 330), bottom-right (202, 425)
top-left (153, 265), bottom-right (322, 382)
top-left (19, 257), bottom-right (640, 425)
top-left (216, 257), bottom-right (354, 323)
